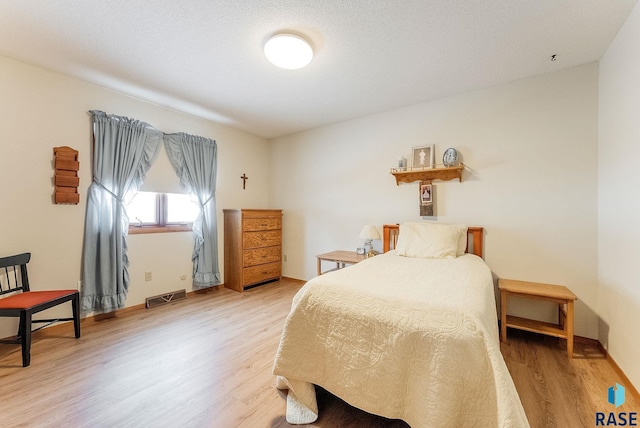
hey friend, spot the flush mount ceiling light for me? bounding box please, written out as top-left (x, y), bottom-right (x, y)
top-left (264, 33), bottom-right (313, 69)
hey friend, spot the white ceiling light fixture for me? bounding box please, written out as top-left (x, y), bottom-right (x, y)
top-left (264, 33), bottom-right (313, 69)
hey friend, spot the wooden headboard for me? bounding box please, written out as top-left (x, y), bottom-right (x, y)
top-left (382, 224), bottom-right (484, 258)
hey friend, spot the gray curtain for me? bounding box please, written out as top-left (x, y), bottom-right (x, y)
top-left (81, 110), bottom-right (162, 313)
top-left (164, 133), bottom-right (221, 288)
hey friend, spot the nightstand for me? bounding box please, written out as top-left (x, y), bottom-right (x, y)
top-left (499, 278), bottom-right (577, 358)
top-left (316, 250), bottom-right (366, 276)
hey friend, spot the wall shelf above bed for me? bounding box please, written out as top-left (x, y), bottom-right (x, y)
top-left (389, 164), bottom-right (464, 185)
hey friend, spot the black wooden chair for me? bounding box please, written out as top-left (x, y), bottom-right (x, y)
top-left (0, 253), bottom-right (80, 367)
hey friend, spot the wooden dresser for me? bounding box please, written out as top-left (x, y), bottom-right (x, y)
top-left (223, 209), bottom-right (282, 292)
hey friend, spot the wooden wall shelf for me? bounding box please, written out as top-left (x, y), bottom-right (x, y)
top-left (53, 146), bottom-right (80, 204)
top-left (390, 164), bottom-right (463, 185)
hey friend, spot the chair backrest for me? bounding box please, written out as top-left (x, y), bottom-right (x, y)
top-left (0, 253), bottom-right (31, 296)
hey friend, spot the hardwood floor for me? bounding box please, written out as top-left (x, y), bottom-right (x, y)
top-left (501, 329), bottom-right (639, 428)
top-left (0, 279), bottom-right (637, 427)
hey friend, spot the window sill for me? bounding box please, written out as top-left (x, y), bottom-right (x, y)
top-left (128, 225), bottom-right (192, 235)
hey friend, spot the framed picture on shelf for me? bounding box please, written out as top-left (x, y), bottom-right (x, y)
top-left (411, 145), bottom-right (434, 169)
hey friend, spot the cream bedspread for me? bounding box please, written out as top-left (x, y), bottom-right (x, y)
top-left (272, 252), bottom-right (529, 427)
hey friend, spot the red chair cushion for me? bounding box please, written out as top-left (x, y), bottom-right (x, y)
top-left (0, 290), bottom-right (77, 310)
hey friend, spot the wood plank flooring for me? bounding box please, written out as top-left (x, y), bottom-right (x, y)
top-left (501, 329), bottom-right (639, 428)
top-left (0, 278), bottom-right (637, 427)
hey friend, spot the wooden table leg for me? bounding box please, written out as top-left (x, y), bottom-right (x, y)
top-left (500, 290), bottom-right (507, 342)
top-left (566, 300), bottom-right (574, 358)
top-left (317, 258), bottom-right (321, 276)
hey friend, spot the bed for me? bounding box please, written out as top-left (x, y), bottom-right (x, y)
top-left (272, 223), bottom-right (529, 427)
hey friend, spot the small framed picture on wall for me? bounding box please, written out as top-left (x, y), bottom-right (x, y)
top-left (411, 145), bottom-right (435, 169)
top-left (419, 180), bottom-right (434, 216)
top-left (420, 182), bottom-right (432, 204)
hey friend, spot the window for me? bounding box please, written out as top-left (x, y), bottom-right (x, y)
top-left (126, 191), bottom-right (199, 234)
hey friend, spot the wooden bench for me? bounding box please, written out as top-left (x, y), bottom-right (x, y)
top-left (499, 278), bottom-right (577, 358)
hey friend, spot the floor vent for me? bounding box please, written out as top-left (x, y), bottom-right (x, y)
top-left (145, 289), bottom-right (187, 309)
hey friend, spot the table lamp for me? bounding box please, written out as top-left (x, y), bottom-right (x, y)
top-left (359, 225), bottom-right (380, 257)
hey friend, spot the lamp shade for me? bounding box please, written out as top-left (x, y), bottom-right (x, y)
top-left (359, 225), bottom-right (380, 240)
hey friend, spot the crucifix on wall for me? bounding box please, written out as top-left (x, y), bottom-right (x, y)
top-left (241, 173), bottom-right (248, 190)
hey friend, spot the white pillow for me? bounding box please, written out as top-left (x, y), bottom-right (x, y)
top-left (395, 222), bottom-right (468, 259)
top-left (401, 222), bottom-right (468, 256)
top-left (455, 225), bottom-right (468, 257)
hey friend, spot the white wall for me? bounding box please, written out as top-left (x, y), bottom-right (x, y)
top-left (0, 56), bottom-right (269, 338)
top-left (270, 64), bottom-right (600, 339)
top-left (598, 1), bottom-right (640, 389)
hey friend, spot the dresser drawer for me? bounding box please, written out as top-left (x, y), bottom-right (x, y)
top-left (243, 217), bottom-right (282, 232)
top-left (243, 262), bottom-right (281, 286)
top-left (243, 246), bottom-right (281, 267)
top-left (243, 230), bottom-right (281, 249)
top-left (241, 210), bottom-right (281, 219)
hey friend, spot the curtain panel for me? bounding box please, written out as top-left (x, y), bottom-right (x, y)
top-left (164, 133), bottom-right (221, 288)
top-left (81, 111), bottom-right (162, 313)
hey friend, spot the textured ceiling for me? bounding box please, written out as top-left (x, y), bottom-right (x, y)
top-left (0, 0), bottom-right (637, 139)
